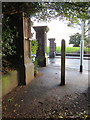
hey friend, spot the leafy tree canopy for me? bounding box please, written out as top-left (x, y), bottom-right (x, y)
top-left (69, 32), bottom-right (89, 47)
top-left (2, 2), bottom-right (42, 16)
top-left (69, 33), bottom-right (81, 47)
top-left (2, 2), bottom-right (89, 23)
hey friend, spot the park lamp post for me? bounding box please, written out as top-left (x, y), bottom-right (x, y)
top-left (80, 20), bottom-right (85, 72)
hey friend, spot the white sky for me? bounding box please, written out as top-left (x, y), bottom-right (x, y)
top-left (31, 18), bottom-right (81, 47)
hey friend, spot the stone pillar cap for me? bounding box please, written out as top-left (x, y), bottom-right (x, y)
top-left (48, 38), bottom-right (55, 41)
top-left (33, 26), bottom-right (49, 32)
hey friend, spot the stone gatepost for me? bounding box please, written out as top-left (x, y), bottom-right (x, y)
top-left (33, 26), bottom-right (48, 67)
top-left (23, 13), bottom-right (34, 85)
top-left (48, 38), bottom-right (56, 58)
top-left (6, 12), bottom-right (34, 85)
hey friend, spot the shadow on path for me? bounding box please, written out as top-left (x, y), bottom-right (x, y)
top-left (2, 58), bottom-right (89, 119)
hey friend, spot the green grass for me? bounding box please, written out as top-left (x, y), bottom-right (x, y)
top-left (46, 47), bottom-right (90, 54)
top-left (65, 47), bottom-right (80, 53)
top-left (84, 47), bottom-right (90, 53)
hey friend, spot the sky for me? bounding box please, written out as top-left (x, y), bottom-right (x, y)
top-left (31, 18), bottom-right (81, 47)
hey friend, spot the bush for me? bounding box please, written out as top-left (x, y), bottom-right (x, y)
top-left (31, 40), bottom-right (38, 54)
top-left (2, 24), bottom-right (16, 57)
top-left (31, 40), bottom-right (39, 76)
top-left (2, 16), bottom-right (17, 73)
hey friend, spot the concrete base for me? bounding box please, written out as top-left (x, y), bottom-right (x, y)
top-left (25, 62), bottom-right (34, 85)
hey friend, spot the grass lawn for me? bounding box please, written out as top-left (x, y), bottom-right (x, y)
top-left (46, 47), bottom-right (90, 54)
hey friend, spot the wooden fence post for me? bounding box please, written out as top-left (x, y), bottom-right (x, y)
top-left (61, 39), bottom-right (65, 86)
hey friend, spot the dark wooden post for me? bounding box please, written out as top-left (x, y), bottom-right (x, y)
top-left (61, 39), bottom-right (66, 86)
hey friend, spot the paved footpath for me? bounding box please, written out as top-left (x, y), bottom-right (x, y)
top-left (2, 58), bottom-right (89, 119)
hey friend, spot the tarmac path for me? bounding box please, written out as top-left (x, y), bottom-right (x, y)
top-left (2, 58), bottom-right (89, 119)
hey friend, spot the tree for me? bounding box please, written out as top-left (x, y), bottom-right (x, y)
top-left (69, 32), bottom-right (89, 47)
top-left (2, 16), bottom-right (17, 57)
top-left (69, 33), bottom-right (81, 47)
top-left (84, 37), bottom-right (89, 47)
top-left (2, 2), bottom-right (89, 21)
top-left (2, 2), bottom-right (42, 17)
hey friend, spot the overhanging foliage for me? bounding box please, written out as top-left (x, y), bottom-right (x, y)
top-left (2, 2), bottom-right (89, 22)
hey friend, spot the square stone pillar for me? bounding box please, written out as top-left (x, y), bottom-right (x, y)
top-left (48, 38), bottom-right (56, 58)
top-left (23, 13), bottom-right (34, 85)
top-left (6, 12), bottom-right (34, 85)
top-left (33, 26), bottom-right (48, 67)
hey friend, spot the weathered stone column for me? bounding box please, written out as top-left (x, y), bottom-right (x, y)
top-left (6, 12), bottom-right (34, 85)
top-left (48, 38), bottom-right (56, 58)
top-left (23, 13), bottom-right (34, 85)
top-left (33, 26), bottom-right (48, 67)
